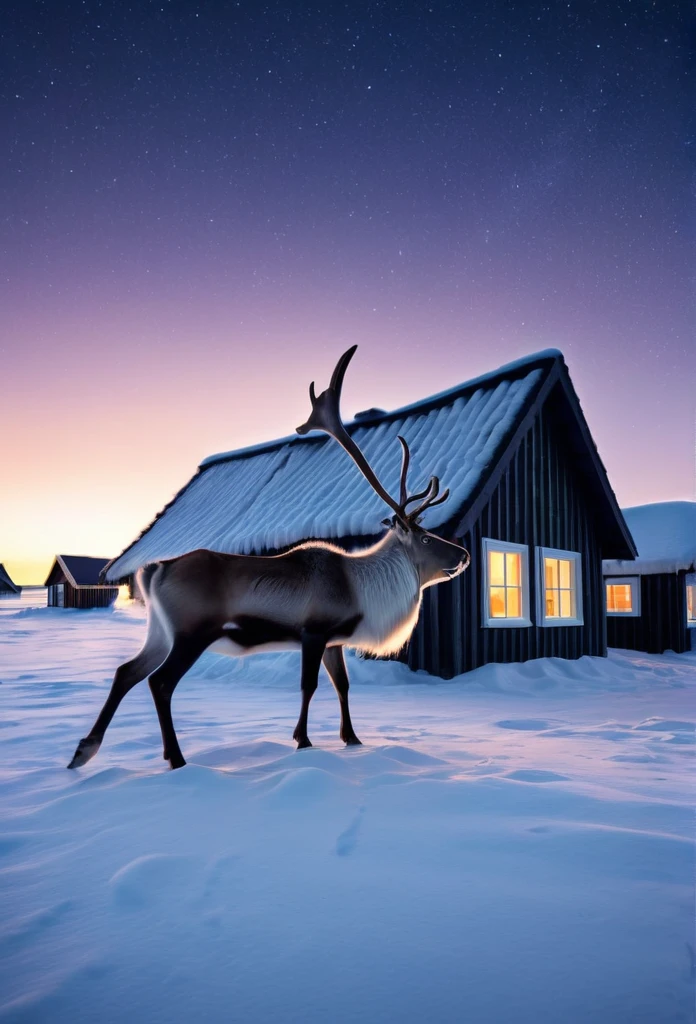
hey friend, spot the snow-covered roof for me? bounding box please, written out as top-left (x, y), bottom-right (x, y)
top-left (45, 555), bottom-right (115, 588)
top-left (0, 563), bottom-right (20, 593)
top-left (603, 502), bottom-right (696, 576)
top-left (104, 349), bottom-right (633, 582)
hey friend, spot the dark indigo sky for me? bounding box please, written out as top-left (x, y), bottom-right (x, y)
top-left (1, 0), bottom-right (692, 582)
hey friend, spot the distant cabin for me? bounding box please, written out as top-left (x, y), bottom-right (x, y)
top-left (0, 563), bottom-right (21, 597)
top-left (603, 502), bottom-right (696, 655)
top-left (103, 349), bottom-right (636, 678)
top-left (44, 555), bottom-right (119, 609)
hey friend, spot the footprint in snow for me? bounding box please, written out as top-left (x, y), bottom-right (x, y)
top-left (609, 752), bottom-right (670, 764)
top-left (0, 900), bottom-right (74, 950)
top-left (634, 719), bottom-right (695, 732)
top-left (504, 769), bottom-right (571, 783)
top-left (496, 719), bottom-right (555, 731)
top-left (335, 806), bottom-right (365, 857)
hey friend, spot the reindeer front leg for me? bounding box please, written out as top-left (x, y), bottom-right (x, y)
top-left (322, 646), bottom-right (362, 745)
top-left (293, 630), bottom-right (326, 749)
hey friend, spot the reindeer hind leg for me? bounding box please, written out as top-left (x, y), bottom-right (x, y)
top-left (322, 645), bottom-right (362, 746)
top-left (148, 632), bottom-right (214, 770)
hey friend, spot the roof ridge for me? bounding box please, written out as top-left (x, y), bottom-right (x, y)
top-left (200, 348), bottom-right (563, 470)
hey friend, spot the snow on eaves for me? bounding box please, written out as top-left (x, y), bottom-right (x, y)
top-left (603, 502), bottom-right (696, 576)
top-left (105, 358), bottom-right (549, 581)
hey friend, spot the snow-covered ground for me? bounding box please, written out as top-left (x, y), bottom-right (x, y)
top-left (1, 589), bottom-right (694, 1024)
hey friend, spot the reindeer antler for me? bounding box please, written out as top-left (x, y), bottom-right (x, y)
top-left (297, 347), bottom-right (451, 526)
top-left (297, 346), bottom-right (408, 524)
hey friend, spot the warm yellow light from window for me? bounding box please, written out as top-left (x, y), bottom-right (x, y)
top-left (687, 585), bottom-right (696, 624)
top-left (488, 550), bottom-right (523, 618)
top-left (544, 557), bottom-right (574, 618)
top-left (606, 584), bottom-right (633, 613)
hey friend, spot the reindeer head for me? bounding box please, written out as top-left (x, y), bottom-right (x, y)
top-left (297, 346), bottom-right (470, 588)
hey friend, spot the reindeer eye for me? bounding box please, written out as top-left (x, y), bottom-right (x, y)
top-left (421, 535), bottom-right (431, 545)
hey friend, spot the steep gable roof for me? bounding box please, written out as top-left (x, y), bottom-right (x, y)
top-left (45, 555), bottom-right (113, 588)
top-left (0, 563), bottom-right (21, 593)
top-left (104, 349), bottom-right (635, 582)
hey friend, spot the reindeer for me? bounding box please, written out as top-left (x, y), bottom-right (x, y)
top-left (68, 346), bottom-right (469, 770)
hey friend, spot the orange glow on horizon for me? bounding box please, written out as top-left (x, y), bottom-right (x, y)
top-left (3, 330), bottom-right (692, 583)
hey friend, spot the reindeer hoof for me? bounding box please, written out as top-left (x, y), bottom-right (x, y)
top-left (295, 737), bottom-right (313, 749)
top-left (167, 752), bottom-right (187, 770)
top-left (343, 735), bottom-right (362, 746)
top-left (67, 737), bottom-right (101, 769)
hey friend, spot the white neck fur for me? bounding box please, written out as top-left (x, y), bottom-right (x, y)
top-left (345, 533), bottom-right (421, 656)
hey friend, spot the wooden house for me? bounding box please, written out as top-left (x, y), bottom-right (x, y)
top-left (603, 502), bottom-right (696, 655)
top-left (45, 555), bottom-right (119, 609)
top-left (0, 563), bottom-right (21, 597)
top-left (103, 349), bottom-right (636, 677)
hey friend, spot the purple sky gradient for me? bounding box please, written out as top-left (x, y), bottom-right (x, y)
top-left (2, 0), bottom-right (692, 583)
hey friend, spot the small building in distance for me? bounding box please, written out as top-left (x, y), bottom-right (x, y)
top-left (0, 564), bottom-right (21, 597)
top-left (44, 555), bottom-right (119, 609)
top-left (603, 502), bottom-right (696, 655)
top-left (103, 349), bottom-right (636, 677)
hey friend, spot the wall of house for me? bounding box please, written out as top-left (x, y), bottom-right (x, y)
top-left (606, 571), bottom-right (689, 655)
top-left (405, 405), bottom-right (607, 678)
top-left (47, 583), bottom-right (65, 607)
top-left (48, 582), bottom-right (119, 609)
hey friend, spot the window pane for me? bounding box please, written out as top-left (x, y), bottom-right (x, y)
top-left (490, 587), bottom-right (506, 618)
top-left (607, 583), bottom-right (633, 613)
top-left (545, 558), bottom-right (558, 589)
top-left (507, 587), bottom-right (521, 617)
top-left (506, 552), bottom-right (521, 586)
top-left (546, 589), bottom-right (558, 617)
top-left (560, 590), bottom-right (572, 618)
top-left (559, 559), bottom-right (571, 589)
top-left (687, 585), bottom-right (695, 623)
top-left (489, 550), bottom-right (505, 586)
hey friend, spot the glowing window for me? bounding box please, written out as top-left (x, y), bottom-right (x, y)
top-left (687, 575), bottom-right (696, 628)
top-left (605, 576), bottom-right (640, 617)
top-left (482, 539), bottom-right (530, 628)
top-left (537, 548), bottom-right (583, 626)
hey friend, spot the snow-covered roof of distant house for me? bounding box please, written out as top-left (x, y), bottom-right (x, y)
top-left (0, 563), bottom-right (21, 593)
top-left (603, 502), bottom-right (696, 576)
top-left (104, 348), bottom-right (635, 582)
top-left (44, 555), bottom-right (115, 588)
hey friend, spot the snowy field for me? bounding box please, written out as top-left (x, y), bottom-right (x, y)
top-left (0, 589), bottom-right (694, 1024)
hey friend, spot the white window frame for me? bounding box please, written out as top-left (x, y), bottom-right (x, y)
top-left (605, 576), bottom-right (641, 618)
top-left (686, 574), bottom-right (696, 629)
top-left (536, 547), bottom-right (583, 627)
top-left (481, 538), bottom-right (531, 628)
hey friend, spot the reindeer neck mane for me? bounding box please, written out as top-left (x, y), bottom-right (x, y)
top-left (343, 531), bottom-right (421, 655)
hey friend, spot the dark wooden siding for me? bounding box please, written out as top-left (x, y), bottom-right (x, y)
top-left (48, 582), bottom-right (119, 609)
top-left (405, 404), bottom-right (606, 678)
top-left (606, 571), bottom-right (690, 654)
